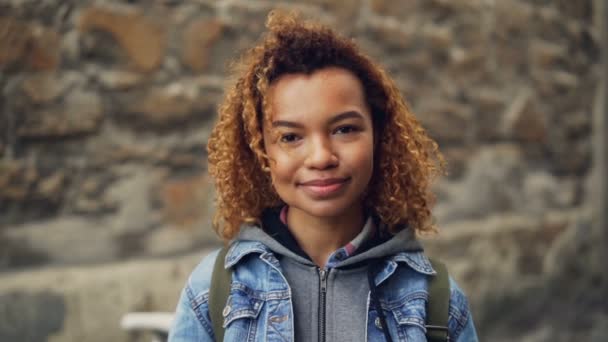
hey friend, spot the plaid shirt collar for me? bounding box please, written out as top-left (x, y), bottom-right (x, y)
top-left (279, 206), bottom-right (375, 267)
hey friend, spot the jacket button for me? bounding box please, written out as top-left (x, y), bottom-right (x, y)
top-left (222, 305), bottom-right (231, 317)
top-left (374, 317), bottom-right (383, 330)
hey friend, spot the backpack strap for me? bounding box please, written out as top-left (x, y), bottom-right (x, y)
top-left (426, 258), bottom-right (450, 342)
top-left (209, 246), bottom-right (231, 342)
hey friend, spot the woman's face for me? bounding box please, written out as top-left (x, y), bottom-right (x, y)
top-left (263, 66), bottom-right (374, 219)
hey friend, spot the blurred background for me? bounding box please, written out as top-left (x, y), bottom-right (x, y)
top-left (0, 0), bottom-right (606, 341)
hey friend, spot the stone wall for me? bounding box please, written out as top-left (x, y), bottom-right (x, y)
top-left (0, 0), bottom-right (603, 341)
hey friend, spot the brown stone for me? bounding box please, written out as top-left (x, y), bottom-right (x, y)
top-left (78, 6), bottom-right (166, 72)
top-left (529, 39), bottom-right (567, 68)
top-left (494, 0), bottom-right (534, 38)
top-left (0, 17), bottom-right (29, 67)
top-left (556, 1), bottom-right (592, 20)
top-left (422, 24), bottom-right (453, 49)
top-left (501, 89), bottom-right (547, 143)
top-left (311, 0), bottom-right (361, 24)
top-left (279, 0), bottom-right (361, 25)
top-left (127, 87), bottom-right (196, 126)
top-left (552, 70), bottom-right (579, 89)
top-left (0, 17), bottom-right (60, 71)
top-left (472, 88), bottom-right (505, 113)
top-left (27, 26), bottom-right (61, 71)
top-left (448, 47), bottom-right (486, 70)
top-left (160, 174), bottom-right (211, 227)
top-left (95, 145), bottom-right (150, 165)
top-left (531, 69), bottom-right (580, 96)
top-left (370, 0), bottom-right (421, 18)
top-left (0, 162), bottom-right (38, 201)
top-left (21, 72), bottom-right (70, 104)
top-left (181, 19), bottom-right (224, 72)
top-left (124, 83), bottom-right (216, 127)
top-left (549, 138), bottom-right (590, 175)
top-left (364, 22), bottom-right (416, 51)
top-left (471, 89), bottom-right (506, 141)
top-left (510, 106), bottom-right (547, 143)
top-left (36, 172), bottom-right (65, 201)
top-left (402, 50), bottom-right (434, 70)
top-left (442, 146), bottom-right (473, 179)
top-left (418, 101), bottom-right (472, 143)
top-left (18, 90), bottom-right (103, 138)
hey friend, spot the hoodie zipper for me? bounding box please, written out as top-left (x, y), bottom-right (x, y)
top-left (318, 267), bottom-right (328, 342)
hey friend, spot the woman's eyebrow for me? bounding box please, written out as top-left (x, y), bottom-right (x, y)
top-left (272, 110), bottom-right (364, 128)
top-left (328, 110), bottom-right (364, 124)
top-left (272, 120), bottom-right (303, 128)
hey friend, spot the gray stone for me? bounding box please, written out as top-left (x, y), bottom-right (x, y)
top-left (17, 89), bottom-right (103, 138)
top-left (0, 251), bottom-right (215, 342)
top-left (417, 101), bottom-right (472, 144)
top-left (97, 69), bottom-right (143, 90)
top-left (0, 291), bottom-right (65, 342)
top-left (435, 144), bottom-right (526, 221)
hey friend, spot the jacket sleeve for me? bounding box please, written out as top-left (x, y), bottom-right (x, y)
top-left (168, 249), bottom-right (221, 342)
top-left (454, 313), bottom-right (479, 342)
top-left (447, 277), bottom-right (479, 342)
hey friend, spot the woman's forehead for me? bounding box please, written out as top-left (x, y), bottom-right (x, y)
top-left (267, 67), bottom-right (369, 120)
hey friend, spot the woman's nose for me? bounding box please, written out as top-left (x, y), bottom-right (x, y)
top-left (304, 136), bottom-right (338, 170)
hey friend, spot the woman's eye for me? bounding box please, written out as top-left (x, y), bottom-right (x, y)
top-left (334, 125), bottom-right (358, 134)
top-left (280, 133), bottom-right (300, 143)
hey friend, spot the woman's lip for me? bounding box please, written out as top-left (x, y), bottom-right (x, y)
top-left (299, 178), bottom-right (349, 186)
top-left (298, 178), bottom-right (350, 197)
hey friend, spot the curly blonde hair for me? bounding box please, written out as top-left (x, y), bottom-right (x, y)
top-left (207, 10), bottom-right (445, 241)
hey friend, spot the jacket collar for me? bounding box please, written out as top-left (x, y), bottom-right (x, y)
top-left (224, 238), bottom-right (437, 276)
top-left (224, 239), bottom-right (269, 268)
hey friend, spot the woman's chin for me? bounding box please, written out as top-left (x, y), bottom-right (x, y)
top-left (291, 200), bottom-right (361, 220)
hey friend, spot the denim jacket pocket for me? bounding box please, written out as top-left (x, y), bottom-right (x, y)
top-left (387, 293), bottom-right (428, 342)
top-left (222, 282), bottom-right (265, 340)
top-left (223, 284), bottom-right (264, 325)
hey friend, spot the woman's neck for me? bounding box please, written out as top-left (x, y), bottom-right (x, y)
top-left (286, 205), bottom-right (365, 268)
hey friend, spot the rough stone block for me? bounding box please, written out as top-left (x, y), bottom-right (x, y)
top-left (20, 71), bottom-right (84, 104)
top-left (0, 252), bottom-right (215, 342)
top-left (78, 6), bottom-right (166, 72)
top-left (97, 69), bottom-right (143, 90)
top-left (418, 101), bottom-right (472, 143)
top-left (181, 18), bottom-right (224, 72)
top-left (370, 0), bottom-right (421, 18)
top-left (17, 90), bottom-right (103, 138)
top-left (501, 88), bottom-right (547, 143)
top-left (529, 39), bottom-right (567, 68)
top-left (160, 173), bottom-right (212, 227)
top-left (0, 17), bottom-right (60, 71)
top-left (0, 291), bottom-right (65, 342)
top-left (118, 81), bottom-right (219, 129)
top-left (0, 161), bottom-right (67, 225)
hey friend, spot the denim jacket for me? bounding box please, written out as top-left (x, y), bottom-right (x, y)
top-left (169, 241), bottom-right (479, 341)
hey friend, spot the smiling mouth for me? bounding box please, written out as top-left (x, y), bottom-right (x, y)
top-left (298, 178), bottom-right (350, 197)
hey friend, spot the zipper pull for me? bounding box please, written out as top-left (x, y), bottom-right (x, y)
top-left (319, 268), bottom-right (328, 293)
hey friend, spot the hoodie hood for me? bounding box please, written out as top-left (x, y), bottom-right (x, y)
top-left (235, 219), bottom-right (423, 268)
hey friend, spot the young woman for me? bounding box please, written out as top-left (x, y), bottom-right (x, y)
top-left (169, 10), bottom-right (478, 342)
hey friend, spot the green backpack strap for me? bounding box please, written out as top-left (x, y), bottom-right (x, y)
top-left (426, 258), bottom-right (450, 342)
top-left (209, 246), bottom-right (231, 342)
